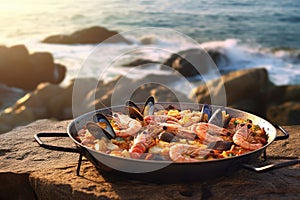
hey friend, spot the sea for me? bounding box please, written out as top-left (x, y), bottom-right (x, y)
top-left (1, 0), bottom-right (300, 97)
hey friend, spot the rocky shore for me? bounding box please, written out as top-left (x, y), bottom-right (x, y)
top-left (1, 66), bottom-right (300, 134)
top-left (1, 26), bottom-right (300, 134)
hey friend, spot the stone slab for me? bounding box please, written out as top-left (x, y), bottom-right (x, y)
top-left (0, 120), bottom-right (299, 200)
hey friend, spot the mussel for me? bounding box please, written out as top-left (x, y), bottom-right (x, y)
top-left (158, 131), bottom-right (179, 143)
top-left (89, 113), bottom-right (116, 139)
top-left (208, 107), bottom-right (231, 128)
top-left (200, 104), bottom-right (212, 122)
top-left (126, 96), bottom-right (155, 121)
top-left (201, 104), bottom-right (231, 127)
top-left (207, 141), bottom-right (234, 151)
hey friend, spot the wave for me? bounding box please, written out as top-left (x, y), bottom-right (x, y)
top-left (197, 39), bottom-right (300, 85)
top-left (21, 34), bottom-right (300, 87)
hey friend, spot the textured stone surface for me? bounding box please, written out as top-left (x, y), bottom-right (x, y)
top-left (42, 26), bottom-right (131, 44)
top-left (0, 119), bottom-right (299, 200)
top-left (0, 45), bottom-right (66, 90)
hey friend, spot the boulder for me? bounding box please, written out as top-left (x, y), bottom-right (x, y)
top-left (150, 85), bottom-right (192, 103)
top-left (266, 102), bottom-right (300, 125)
top-left (122, 59), bottom-right (160, 67)
top-left (163, 48), bottom-right (230, 77)
top-left (265, 85), bottom-right (300, 103)
top-left (206, 49), bottom-right (230, 68)
top-left (0, 84), bottom-right (25, 111)
top-left (0, 83), bottom-right (68, 133)
top-left (0, 45), bottom-right (67, 90)
top-left (42, 26), bottom-right (131, 44)
top-left (190, 68), bottom-right (272, 115)
top-left (163, 49), bottom-right (209, 77)
top-left (190, 67), bottom-right (300, 125)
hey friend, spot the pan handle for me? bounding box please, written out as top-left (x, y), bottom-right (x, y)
top-left (274, 125), bottom-right (289, 141)
top-left (242, 159), bottom-right (300, 173)
top-left (34, 132), bottom-right (79, 153)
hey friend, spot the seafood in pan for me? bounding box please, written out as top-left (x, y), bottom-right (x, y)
top-left (76, 97), bottom-right (268, 162)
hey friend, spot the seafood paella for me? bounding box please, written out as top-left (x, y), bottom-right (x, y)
top-left (76, 97), bottom-right (268, 163)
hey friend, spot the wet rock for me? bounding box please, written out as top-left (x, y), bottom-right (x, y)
top-left (206, 49), bottom-right (230, 68)
top-left (42, 26), bottom-right (131, 44)
top-left (122, 59), bottom-right (160, 67)
top-left (163, 48), bottom-right (230, 77)
top-left (163, 49), bottom-right (210, 77)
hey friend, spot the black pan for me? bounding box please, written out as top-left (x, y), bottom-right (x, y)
top-left (35, 103), bottom-right (299, 182)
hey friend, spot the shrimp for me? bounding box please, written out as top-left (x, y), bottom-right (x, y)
top-left (113, 113), bottom-right (142, 137)
top-left (169, 144), bottom-right (210, 162)
top-left (191, 122), bottom-right (232, 144)
top-left (129, 131), bottom-right (154, 159)
top-left (160, 123), bottom-right (197, 140)
top-left (232, 124), bottom-right (264, 150)
top-left (144, 115), bottom-right (179, 125)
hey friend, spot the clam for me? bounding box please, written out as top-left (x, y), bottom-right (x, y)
top-left (90, 113), bottom-right (116, 139)
top-left (126, 96), bottom-right (155, 120)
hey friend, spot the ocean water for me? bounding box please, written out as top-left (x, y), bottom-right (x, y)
top-left (1, 0), bottom-right (300, 90)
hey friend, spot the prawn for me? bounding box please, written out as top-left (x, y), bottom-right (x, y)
top-left (129, 131), bottom-right (154, 159)
top-left (232, 124), bottom-right (264, 150)
top-left (113, 113), bottom-right (142, 137)
top-left (160, 123), bottom-right (197, 140)
top-left (169, 143), bottom-right (210, 162)
top-left (191, 122), bottom-right (232, 144)
top-left (144, 115), bottom-right (179, 125)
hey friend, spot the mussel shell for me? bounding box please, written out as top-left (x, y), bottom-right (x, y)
top-left (86, 121), bottom-right (115, 140)
top-left (208, 107), bottom-right (229, 127)
top-left (207, 141), bottom-right (234, 151)
top-left (126, 96), bottom-right (155, 120)
top-left (127, 105), bottom-right (144, 121)
top-left (93, 113), bottom-right (116, 139)
top-left (200, 104), bottom-right (212, 122)
top-left (126, 100), bottom-right (140, 111)
top-left (158, 131), bottom-right (178, 143)
top-left (141, 96), bottom-right (155, 116)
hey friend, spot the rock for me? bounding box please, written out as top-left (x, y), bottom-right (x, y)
top-left (0, 45), bottom-right (32, 89)
top-left (139, 35), bottom-right (157, 45)
top-left (206, 49), bottom-right (230, 68)
top-left (29, 52), bottom-right (55, 82)
top-left (0, 120), bottom-right (299, 199)
top-left (0, 84), bottom-right (25, 111)
top-left (190, 68), bottom-right (271, 115)
top-left (163, 49), bottom-right (213, 77)
top-left (42, 26), bottom-right (131, 44)
top-left (266, 102), bottom-right (300, 125)
top-left (265, 85), bottom-right (300, 103)
top-left (122, 59), bottom-right (160, 67)
top-left (0, 105), bottom-right (35, 134)
top-left (190, 67), bottom-right (300, 125)
top-left (150, 85), bottom-right (192, 103)
top-left (0, 45), bottom-right (67, 90)
top-left (0, 83), bottom-right (68, 134)
top-left (163, 48), bottom-right (230, 77)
